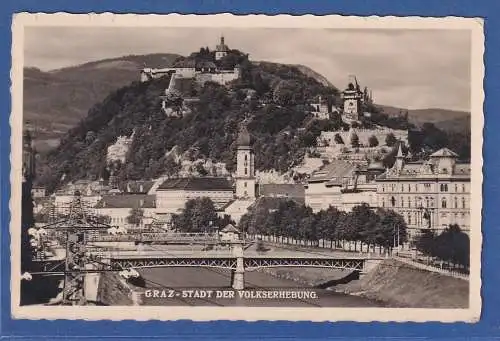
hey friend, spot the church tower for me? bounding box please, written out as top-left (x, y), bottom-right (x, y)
top-left (235, 124), bottom-right (256, 199)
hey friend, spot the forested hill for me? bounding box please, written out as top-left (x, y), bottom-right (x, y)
top-left (37, 54), bottom-right (342, 192)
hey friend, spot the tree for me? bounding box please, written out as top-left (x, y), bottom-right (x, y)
top-left (127, 208), bottom-right (144, 227)
top-left (195, 163), bottom-right (208, 176)
top-left (163, 155), bottom-right (181, 177)
top-left (368, 135), bottom-right (379, 147)
top-left (350, 132), bottom-right (360, 148)
top-left (376, 208), bottom-right (408, 251)
top-left (334, 133), bottom-right (344, 145)
top-left (385, 133), bottom-right (397, 147)
top-left (173, 197), bottom-right (219, 233)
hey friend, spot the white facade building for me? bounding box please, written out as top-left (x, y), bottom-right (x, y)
top-left (155, 177), bottom-right (235, 215)
top-left (375, 146), bottom-right (471, 240)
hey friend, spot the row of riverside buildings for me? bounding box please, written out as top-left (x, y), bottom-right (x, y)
top-left (31, 125), bottom-right (470, 242)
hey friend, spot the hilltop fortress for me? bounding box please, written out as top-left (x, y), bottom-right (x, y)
top-left (140, 36), bottom-right (240, 86)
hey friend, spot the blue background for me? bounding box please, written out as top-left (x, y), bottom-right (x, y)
top-left (0, 0), bottom-right (498, 339)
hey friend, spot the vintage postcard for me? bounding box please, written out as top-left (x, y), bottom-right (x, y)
top-left (10, 13), bottom-right (483, 322)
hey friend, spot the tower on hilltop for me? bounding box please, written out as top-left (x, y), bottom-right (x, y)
top-left (235, 123), bottom-right (256, 199)
top-left (342, 75), bottom-right (364, 121)
top-left (215, 35), bottom-right (229, 61)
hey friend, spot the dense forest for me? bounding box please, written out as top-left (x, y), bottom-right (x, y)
top-left (35, 48), bottom-right (471, 193)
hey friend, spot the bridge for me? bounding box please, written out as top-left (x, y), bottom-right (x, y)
top-left (86, 232), bottom-right (221, 245)
top-left (95, 246), bottom-right (377, 290)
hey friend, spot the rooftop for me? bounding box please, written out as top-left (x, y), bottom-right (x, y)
top-left (430, 147), bottom-right (459, 158)
top-left (95, 194), bottom-right (156, 209)
top-left (259, 184), bottom-right (305, 202)
top-left (308, 160), bottom-right (357, 183)
top-left (157, 177), bottom-right (234, 191)
top-left (221, 224), bottom-right (239, 233)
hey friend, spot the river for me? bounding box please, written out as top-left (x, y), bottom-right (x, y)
top-left (135, 267), bottom-right (383, 307)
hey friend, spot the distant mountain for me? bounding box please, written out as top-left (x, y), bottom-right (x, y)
top-left (377, 105), bottom-right (470, 132)
top-left (23, 53), bottom-right (180, 147)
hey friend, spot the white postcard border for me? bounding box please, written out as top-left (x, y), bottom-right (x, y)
top-left (9, 13), bottom-right (484, 322)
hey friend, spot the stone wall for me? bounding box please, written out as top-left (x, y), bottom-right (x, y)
top-left (96, 271), bottom-right (142, 306)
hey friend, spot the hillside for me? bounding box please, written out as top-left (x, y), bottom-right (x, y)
top-left (24, 53), bottom-right (470, 152)
top-left (36, 54), bottom-right (342, 192)
top-left (24, 53), bottom-right (180, 149)
top-left (377, 105), bottom-right (471, 133)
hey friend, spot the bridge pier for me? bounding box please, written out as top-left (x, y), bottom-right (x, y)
top-left (231, 242), bottom-right (245, 290)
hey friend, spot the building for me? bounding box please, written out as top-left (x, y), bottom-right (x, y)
top-left (304, 160), bottom-right (359, 212)
top-left (219, 224), bottom-right (240, 242)
top-left (375, 146), bottom-right (470, 240)
top-left (94, 194), bottom-right (156, 229)
top-left (342, 78), bottom-right (364, 121)
top-left (309, 95), bottom-right (332, 120)
top-left (258, 184), bottom-right (305, 204)
top-left (318, 127), bottom-right (408, 149)
top-left (304, 159), bottom-right (385, 213)
top-left (155, 177), bottom-right (235, 217)
top-left (141, 36), bottom-right (240, 85)
top-left (215, 35), bottom-right (230, 60)
top-left (32, 186), bottom-right (46, 198)
top-left (118, 180), bottom-right (155, 194)
top-left (235, 124), bottom-right (256, 199)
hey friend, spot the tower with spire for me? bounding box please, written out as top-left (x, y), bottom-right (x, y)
top-left (235, 123), bottom-right (256, 199)
top-left (394, 142), bottom-right (405, 173)
top-left (215, 35), bottom-right (229, 61)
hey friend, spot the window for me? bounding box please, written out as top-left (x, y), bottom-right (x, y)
top-left (244, 168), bottom-right (247, 175)
top-left (391, 196), bottom-right (396, 207)
top-left (408, 214), bottom-right (412, 225)
top-left (382, 198), bottom-right (385, 207)
top-left (408, 197), bottom-right (411, 208)
top-left (440, 184), bottom-right (448, 192)
top-left (382, 185), bottom-right (385, 192)
top-left (244, 154), bottom-right (248, 161)
top-left (401, 197), bottom-right (405, 207)
top-left (462, 184), bottom-right (466, 192)
top-left (408, 184), bottom-right (411, 192)
top-left (401, 184), bottom-right (404, 192)
top-left (244, 182), bottom-right (247, 188)
top-left (462, 197), bottom-right (466, 209)
top-left (441, 198), bottom-right (447, 208)
top-left (454, 197), bottom-right (458, 208)
top-left (455, 184), bottom-right (458, 192)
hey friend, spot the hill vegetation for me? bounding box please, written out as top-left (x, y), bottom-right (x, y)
top-left (34, 48), bottom-right (471, 192)
top-left (36, 50), bottom-right (342, 192)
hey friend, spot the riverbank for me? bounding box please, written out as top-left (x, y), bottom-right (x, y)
top-left (261, 259), bottom-right (469, 308)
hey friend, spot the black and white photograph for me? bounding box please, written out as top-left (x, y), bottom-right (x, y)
top-left (11, 13), bottom-right (483, 322)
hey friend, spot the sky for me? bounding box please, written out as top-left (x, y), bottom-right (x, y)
top-left (24, 27), bottom-right (471, 111)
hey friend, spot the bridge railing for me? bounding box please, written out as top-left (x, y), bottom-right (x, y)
top-left (87, 232), bottom-right (220, 243)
